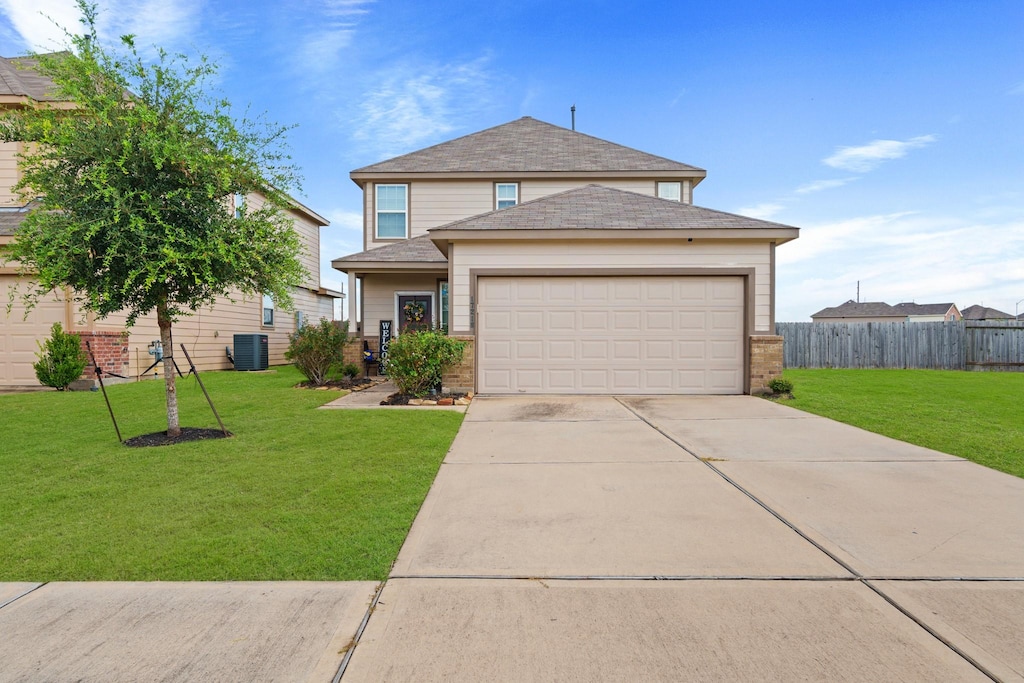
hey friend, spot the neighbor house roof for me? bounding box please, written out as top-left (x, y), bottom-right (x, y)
top-left (961, 304), bottom-right (1013, 320)
top-left (0, 54), bottom-right (61, 101)
top-left (0, 204), bottom-right (36, 236)
top-left (429, 184), bottom-right (798, 233)
top-left (351, 117), bottom-right (706, 178)
top-left (332, 234), bottom-right (447, 267)
top-left (810, 301), bottom-right (901, 319)
top-left (892, 302), bottom-right (957, 316)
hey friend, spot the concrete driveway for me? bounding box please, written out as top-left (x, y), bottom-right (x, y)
top-left (345, 395), bottom-right (1024, 682)
top-left (3, 395), bottom-right (1022, 681)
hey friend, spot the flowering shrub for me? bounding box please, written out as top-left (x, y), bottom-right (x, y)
top-left (384, 329), bottom-right (465, 397)
top-left (285, 318), bottom-right (350, 385)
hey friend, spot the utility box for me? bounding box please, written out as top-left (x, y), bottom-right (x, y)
top-left (233, 333), bottom-right (269, 371)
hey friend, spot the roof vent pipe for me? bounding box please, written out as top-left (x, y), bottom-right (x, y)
top-left (571, 104), bottom-right (575, 131)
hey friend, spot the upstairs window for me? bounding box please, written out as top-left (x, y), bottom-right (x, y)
top-left (496, 183), bottom-right (519, 209)
top-left (262, 294), bottom-right (274, 326)
top-left (233, 192), bottom-right (246, 218)
top-left (657, 182), bottom-right (682, 202)
top-left (376, 184), bottom-right (408, 238)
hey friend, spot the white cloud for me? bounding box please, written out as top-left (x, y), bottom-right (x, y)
top-left (353, 56), bottom-right (496, 159)
top-left (794, 177), bottom-right (857, 194)
top-left (736, 203), bottom-right (785, 220)
top-left (775, 211), bottom-right (1024, 321)
top-left (291, 0), bottom-right (374, 77)
top-left (324, 209), bottom-right (363, 232)
top-left (0, 0), bottom-right (200, 53)
top-left (823, 135), bottom-right (936, 173)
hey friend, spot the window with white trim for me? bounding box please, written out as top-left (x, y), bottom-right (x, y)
top-left (656, 182), bottom-right (682, 202)
top-left (376, 184), bottom-right (408, 238)
top-left (233, 192), bottom-right (245, 218)
top-left (496, 183), bottom-right (518, 209)
top-left (262, 294), bottom-right (274, 326)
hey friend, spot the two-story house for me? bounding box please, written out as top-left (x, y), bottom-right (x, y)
top-left (333, 117), bottom-right (798, 395)
top-left (0, 54), bottom-right (337, 387)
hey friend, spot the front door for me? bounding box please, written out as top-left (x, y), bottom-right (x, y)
top-left (397, 293), bottom-right (433, 332)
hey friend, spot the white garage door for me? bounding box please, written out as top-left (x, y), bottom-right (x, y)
top-left (477, 275), bottom-right (745, 394)
top-left (0, 275), bottom-right (68, 387)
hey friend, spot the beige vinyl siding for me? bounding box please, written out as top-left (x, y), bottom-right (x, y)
top-left (0, 275), bottom-right (70, 386)
top-left (245, 192), bottom-right (320, 291)
top-left (99, 285), bottom-right (333, 375)
top-left (1, 141), bottom-right (19, 205)
top-left (362, 178), bottom-right (674, 250)
top-left (360, 273), bottom-right (441, 338)
top-left (451, 240), bottom-right (772, 333)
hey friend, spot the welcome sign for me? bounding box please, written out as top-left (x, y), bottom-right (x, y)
top-left (379, 320), bottom-right (392, 375)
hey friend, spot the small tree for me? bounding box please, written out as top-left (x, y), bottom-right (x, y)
top-left (33, 322), bottom-right (88, 390)
top-left (2, 2), bottom-right (306, 436)
top-left (285, 319), bottom-right (350, 386)
top-left (384, 329), bottom-right (465, 397)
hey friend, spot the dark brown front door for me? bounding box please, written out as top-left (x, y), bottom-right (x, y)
top-left (398, 294), bottom-right (432, 332)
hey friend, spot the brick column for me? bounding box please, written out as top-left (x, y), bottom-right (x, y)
top-left (75, 330), bottom-right (130, 388)
top-left (749, 335), bottom-right (783, 394)
top-left (442, 336), bottom-right (474, 393)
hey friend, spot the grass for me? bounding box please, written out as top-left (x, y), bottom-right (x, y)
top-left (0, 366), bottom-right (463, 582)
top-left (780, 369), bottom-right (1024, 478)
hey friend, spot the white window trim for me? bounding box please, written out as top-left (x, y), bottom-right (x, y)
top-left (262, 293), bottom-right (275, 327)
top-left (438, 280), bottom-right (449, 331)
top-left (375, 183), bottom-right (409, 239)
top-left (495, 182), bottom-right (519, 210)
top-left (394, 290), bottom-right (436, 335)
top-left (656, 181), bottom-right (682, 202)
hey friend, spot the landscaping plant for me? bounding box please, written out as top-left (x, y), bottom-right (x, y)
top-left (768, 377), bottom-right (793, 395)
top-left (285, 318), bottom-right (350, 386)
top-left (2, 1), bottom-right (305, 436)
top-left (33, 322), bottom-right (88, 390)
top-left (384, 329), bottom-right (465, 397)
top-left (341, 363), bottom-right (360, 380)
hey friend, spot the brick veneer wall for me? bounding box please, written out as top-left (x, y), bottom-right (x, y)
top-left (341, 335), bottom-right (365, 372)
top-left (78, 330), bottom-right (130, 382)
top-left (442, 336), bottom-right (474, 393)
top-left (749, 334), bottom-right (783, 394)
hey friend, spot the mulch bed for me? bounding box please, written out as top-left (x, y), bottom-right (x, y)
top-left (381, 392), bottom-right (467, 406)
top-left (123, 427), bottom-right (232, 448)
top-left (296, 377), bottom-right (377, 390)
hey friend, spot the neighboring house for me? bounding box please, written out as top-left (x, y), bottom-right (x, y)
top-left (810, 301), bottom-right (906, 323)
top-left (961, 305), bottom-right (1013, 321)
top-left (333, 117), bottom-right (799, 395)
top-left (0, 54), bottom-right (336, 388)
top-left (891, 302), bottom-right (961, 322)
top-left (811, 300), bottom-right (961, 323)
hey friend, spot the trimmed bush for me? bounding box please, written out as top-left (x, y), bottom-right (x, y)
top-left (341, 363), bottom-right (360, 380)
top-left (768, 377), bottom-right (794, 395)
top-left (34, 323), bottom-right (88, 390)
top-left (384, 329), bottom-right (465, 397)
top-left (285, 318), bottom-right (350, 386)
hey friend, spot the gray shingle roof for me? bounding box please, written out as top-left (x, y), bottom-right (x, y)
top-left (0, 55), bottom-right (61, 101)
top-left (352, 117), bottom-right (704, 175)
top-left (334, 234), bottom-right (447, 263)
top-left (811, 301), bottom-right (901, 318)
top-left (892, 302), bottom-right (956, 316)
top-left (961, 304), bottom-right (1013, 320)
top-left (429, 184), bottom-right (798, 232)
top-left (0, 204), bottom-right (35, 236)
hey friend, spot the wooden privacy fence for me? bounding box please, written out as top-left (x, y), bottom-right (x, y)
top-left (775, 321), bottom-right (1024, 371)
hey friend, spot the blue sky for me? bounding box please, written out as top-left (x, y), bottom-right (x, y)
top-left (2, 0), bottom-right (1023, 320)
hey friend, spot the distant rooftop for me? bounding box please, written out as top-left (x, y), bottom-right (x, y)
top-left (0, 54), bottom-right (62, 101)
top-left (961, 304), bottom-right (1013, 320)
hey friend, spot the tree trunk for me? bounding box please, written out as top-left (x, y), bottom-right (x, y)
top-left (157, 301), bottom-right (181, 437)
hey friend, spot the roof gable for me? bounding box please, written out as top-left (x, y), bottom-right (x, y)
top-left (428, 184), bottom-right (798, 233)
top-left (352, 117), bottom-right (704, 176)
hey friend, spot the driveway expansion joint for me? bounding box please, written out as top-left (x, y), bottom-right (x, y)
top-left (0, 583), bottom-right (45, 611)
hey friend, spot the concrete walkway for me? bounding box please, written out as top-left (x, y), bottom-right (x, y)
top-left (3, 395), bottom-right (1023, 681)
top-left (343, 395), bottom-right (1024, 682)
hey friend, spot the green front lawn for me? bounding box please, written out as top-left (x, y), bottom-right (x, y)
top-left (781, 369), bottom-right (1024, 478)
top-left (0, 366), bottom-right (463, 581)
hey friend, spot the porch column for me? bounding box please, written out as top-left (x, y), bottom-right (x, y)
top-left (347, 271), bottom-right (358, 333)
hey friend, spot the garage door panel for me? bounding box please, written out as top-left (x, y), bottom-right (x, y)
top-left (477, 276), bottom-right (745, 394)
top-left (1, 276), bottom-right (68, 386)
